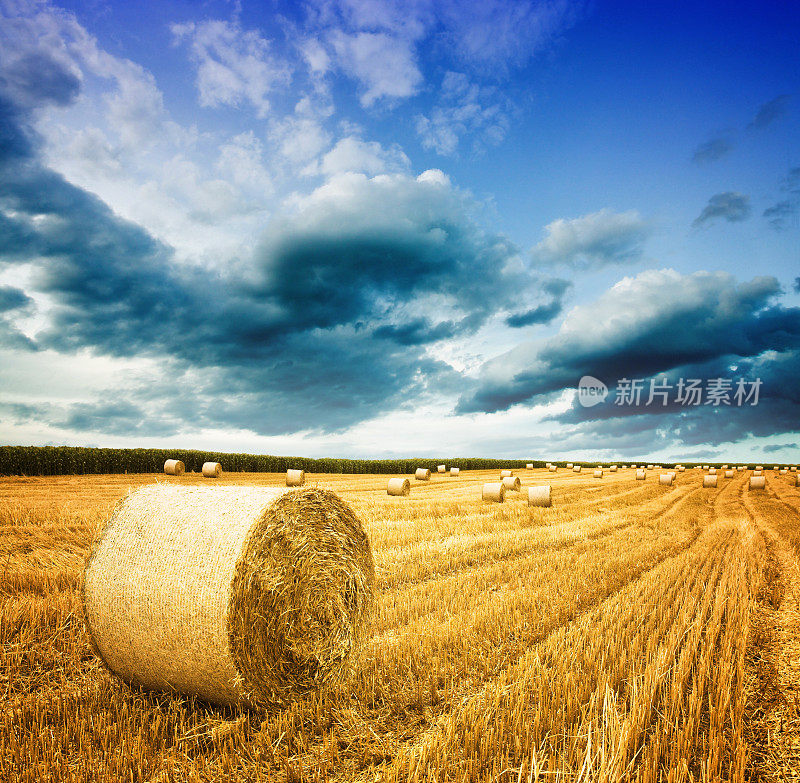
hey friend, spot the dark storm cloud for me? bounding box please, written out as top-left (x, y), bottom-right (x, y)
top-left (794, 277), bottom-right (800, 294)
top-left (748, 94), bottom-right (792, 130)
top-left (0, 285), bottom-right (31, 313)
top-left (692, 136), bottom-right (732, 164)
top-left (0, 51), bottom-right (81, 109)
top-left (692, 192), bottom-right (751, 227)
top-left (0, 64), bottom-right (522, 435)
top-left (763, 199), bottom-right (797, 230)
top-left (458, 269), bottom-right (800, 419)
top-left (506, 278), bottom-right (572, 327)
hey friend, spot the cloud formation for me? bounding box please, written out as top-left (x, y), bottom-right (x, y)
top-left (691, 135), bottom-right (732, 164)
top-left (692, 192), bottom-right (750, 227)
top-left (506, 278), bottom-right (572, 327)
top-left (531, 209), bottom-right (649, 269)
top-left (748, 94), bottom-right (792, 130)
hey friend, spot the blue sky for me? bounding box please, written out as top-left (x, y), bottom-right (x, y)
top-left (0, 0), bottom-right (798, 461)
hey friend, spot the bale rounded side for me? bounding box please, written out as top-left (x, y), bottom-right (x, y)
top-left (703, 475), bottom-right (718, 488)
top-left (286, 469), bottom-right (305, 487)
top-left (164, 459), bottom-right (185, 476)
top-left (527, 485), bottom-right (551, 507)
top-left (387, 478), bottom-right (410, 496)
top-left (500, 469), bottom-right (513, 478)
top-left (572, 465), bottom-right (582, 473)
top-left (202, 462), bottom-right (222, 478)
top-left (659, 473), bottom-right (673, 486)
top-left (501, 476), bottom-right (521, 492)
top-left (636, 469), bottom-right (646, 480)
top-left (482, 482), bottom-right (505, 502)
top-left (749, 476), bottom-right (766, 490)
top-left (449, 467), bottom-right (460, 476)
top-left (437, 465), bottom-right (446, 473)
top-left (593, 469), bottom-right (603, 478)
top-left (83, 485), bottom-right (374, 709)
top-left (415, 468), bottom-right (431, 481)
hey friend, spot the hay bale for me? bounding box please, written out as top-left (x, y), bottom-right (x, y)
top-left (387, 478), bottom-right (410, 496)
top-left (572, 465), bottom-right (581, 473)
top-left (566, 463), bottom-right (574, 469)
top-left (415, 468), bottom-right (431, 481)
top-left (773, 465), bottom-right (780, 471)
top-left (725, 470), bottom-right (734, 478)
top-left (286, 469), bottom-right (305, 487)
top-left (527, 485), bottom-right (551, 507)
top-left (593, 469), bottom-right (603, 478)
top-left (449, 467), bottom-right (460, 476)
top-left (482, 482), bottom-right (505, 502)
top-left (646, 464), bottom-right (654, 470)
top-left (526, 463), bottom-right (533, 469)
top-left (749, 476), bottom-right (766, 490)
top-left (500, 469), bottom-right (513, 478)
top-left (659, 473), bottom-right (673, 486)
top-left (703, 475), bottom-right (718, 488)
top-left (678, 466), bottom-right (685, 472)
top-left (708, 467), bottom-right (717, 475)
top-left (753, 469), bottom-right (763, 476)
top-left (756, 465), bottom-right (764, 471)
top-left (779, 468), bottom-right (787, 474)
top-left (794, 474), bottom-right (799, 487)
top-left (83, 485), bottom-right (374, 709)
top-left (636, 469), bottom-right (646, 480)
top-left (501, 476), bottom-right (521, 492)
top-left (202, 462), bottom-right (222, 478)
top-left (437, 464), bottom-right (446, 473)
top-left (609, 465), bottom-right (618, 472)
top-left (549, 465), bottom-right (557, 472)
top-left (164, 459), bottom-right (185, 476)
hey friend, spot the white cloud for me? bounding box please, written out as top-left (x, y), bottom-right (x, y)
top-left (311, 136), bottom-right (410, 176)
top-left (216, 131), bottom-right (273, 191)
top-left (532, 209), bottom-right (650, 268)
top-left (171, 19), bottom-right (291, 117)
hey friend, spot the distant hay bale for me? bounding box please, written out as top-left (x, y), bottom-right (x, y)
top-left (83, 485), bottom-right (375, 709)
top-left (753, 470), bottom-right (763, 476)
top-left (164, 459), bottom-right (185, 476)
top-left (549, 465), bottom-right (557, 472)
top-left (500, 469), bottom-right (513, 478)
top-left (286, 469), bottom-right (305, 487)
top-left (636, 469), bottom-right (646, 480)
top-left (756, 465), bottom-right (764, 471)
top-left (659, 473), bottom-right (673, 486)
top-left (702, 465), bottom-right (709, 470)
top-left (703, 475), bottom-right (718, 488)
top-left (566, 463), bottom-right (574, 469)
top-left (609, 465), bottom-right (618, 472)
top-left (647, 464), bottom-right (654, 470)
top-left (527, 485), bottom-right (552, 507)
top-left (501, 476), bottom-right (521, 492)
top-left (482, 482), bottom-right (505, 503)
top-left (437, 465), bottom-right (446, 473)
top-left (773, 465), bottom-right (780, 471)
top-left (678, 466), bottom-right (685, 472)
top-left (593, 469), bottom-right (603, 478)
top-left (725, 470), bottom-right (734, 478)
top-left (202, 462), bottom-right (222, 478)
top-left (526, 463), bottom-right (533, 469)
top-left (450, 467), bottom-right (460, 476)
top-left (779, 468), bottom-right (787, 474)
top-left (749, 476), bottom-right (766, 490)
top-left (572, 465), bottom-right (582, 473)
top-left (415, 468), bottom-right (431, 481)
top-left (387, 478), bottom-right (410, 496)
top-left (708, 468), bottom-right (717, 475)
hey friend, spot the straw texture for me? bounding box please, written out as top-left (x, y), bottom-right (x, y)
top-left (202, 462), bottom-right (222, 478)
top-left (387, 478), bottom-right (410, 496)
top-left (527, 485), bottom-right (551, 507)
top-left (703, 475), bottom-right (718, 488)
top-left (501, 476), bottom-right (521, 492)
top-left (164, 459), bottom-right (185, 476)
top-left (749, 476), bottom-right (766, 490)
top-left (286, 469), bottom-right (305, 487)
top-left (482, 482), bottom-right (505, 502)
top-left (83, 485), bottom-right (374, 709)
top-left (415, 468), bottom-right (431, 481)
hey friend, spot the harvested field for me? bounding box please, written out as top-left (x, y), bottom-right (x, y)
top-left (2, 467), bottom-right (799, 781)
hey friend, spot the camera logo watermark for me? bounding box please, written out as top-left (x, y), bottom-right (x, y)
top-left (578, 375), bottom-right (609, 407)
top-left (577, 376), bottom-right (762, 408)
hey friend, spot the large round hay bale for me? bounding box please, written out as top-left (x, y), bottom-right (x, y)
top-left (437, 464), bottom-right (446, 473)
top-left (501, 476), bottom-right (521, 492)
top-left (164, 459), bottom-right (185, 476)
top-left (749, 476), bottom-right (766, 490)
top-left (286, 469), bottom-right (305, 487)
top-left (593, 469), bottom-right (603, 478)
top-left (387, 478), bottom-right (410, 496)
top-left (566, 463), bottom-right (574, 469)
top-left (636, 469), bottom-right (646, 480)
top-left (609, 465), bottom-right (618, 472)
top-left (678, 465), bottom-right (685, 472)
top-left (500, 469), bottom-right (513, 478)
top-left (83, 485), bottom-right (374, 709)
top-left (549, 465), bottom-right (557, 472)
top-left (527, 485), bottom-right (551, 507)
top-left (725, 470), bottom-right (734, 478)
top-left (572, 465), bottom-right (581, 473)
top-left (703, 475), bottom-right (718, 488)
top-left (708, 467), bottom-right (717, 475)
top-left (202, 462), bottom-right (222, 478)
top-left (482, 482), bottom-right (505, 502)
top-left (526, 463), bottom-right (533, 469)
top-left (659, 473), bottom-right (673, 486)
top-left (415, 468), bottom-right (431, 481)
top-left (449, 467), bottom-right (460, 476)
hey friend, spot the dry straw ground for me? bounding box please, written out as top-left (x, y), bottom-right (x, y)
top-left (2, 467), bottom-right (799, 781)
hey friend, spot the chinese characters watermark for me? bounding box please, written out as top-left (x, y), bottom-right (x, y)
top-left (578, 376), bottom-right (762, 408)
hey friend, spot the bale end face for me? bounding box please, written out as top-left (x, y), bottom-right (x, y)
top-left (414, 468), bottom-right (431, 481)
top-left (286, 469), bottom-right (305, 487)
top-left (501, 476), bottom-right (521, 492)
top-left (202, 462), bottom-right (222, 478)
top-left (164, 459), bottom-right (185, 476)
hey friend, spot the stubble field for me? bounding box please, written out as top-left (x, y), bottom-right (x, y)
top-left (1, 467), bottom-right (799, 782)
